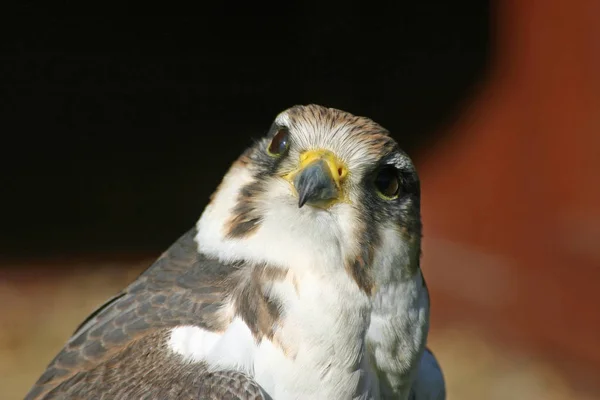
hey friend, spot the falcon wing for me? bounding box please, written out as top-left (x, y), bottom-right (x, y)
top-left (196, 370), bottom-right (271, 400)
top-left (25, 228), bottom-right (267, 400)
top-left (409, 347), bottom-right (446, 400)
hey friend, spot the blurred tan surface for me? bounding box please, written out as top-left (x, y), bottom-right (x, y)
top-left (1, 262), bottom-right (596, 400)
top-left (0, 262), bottom-right (148, 400)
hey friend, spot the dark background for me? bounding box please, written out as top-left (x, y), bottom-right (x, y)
top-left (1, 7), bottom-right (490, 258)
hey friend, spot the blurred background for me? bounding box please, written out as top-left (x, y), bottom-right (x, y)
top-left (2, 3), bottom-right (599, 399)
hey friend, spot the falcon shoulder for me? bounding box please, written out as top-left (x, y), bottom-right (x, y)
top-left (25, 228), bottom-right (268, 400)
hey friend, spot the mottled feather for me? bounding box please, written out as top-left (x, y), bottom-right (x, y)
top-left (26, 228), bottom-right (269, 400)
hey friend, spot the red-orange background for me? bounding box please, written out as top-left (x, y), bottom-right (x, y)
top-left (422, 0), bottom-right (600, 394)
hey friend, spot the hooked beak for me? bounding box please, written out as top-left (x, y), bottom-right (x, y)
top-left (285, 149), bottom-right (348, 208)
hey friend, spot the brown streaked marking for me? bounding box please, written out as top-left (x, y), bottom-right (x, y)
top-left (232, 265), bottom-right (288, 344)
top-left (224, 180), bottom-right (265, 238)
top-left (346, 253), bottom-right (375, 296)
top-left (254, 265), bottom-right (298, 358)
top-left (395, 225), bottom-right (421, 277)
top-left (344, 219), bottom-right (379, 296)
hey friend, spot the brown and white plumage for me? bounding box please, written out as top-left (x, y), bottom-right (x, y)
top-left (26, 104), bottom-right (444, 399)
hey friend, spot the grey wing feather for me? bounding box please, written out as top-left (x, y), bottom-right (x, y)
top-left (196, 370), bottom-right (270, 400)
top-left (69, 292), bottom-right (126, 340)
top-left (409, 347), bottom-right (446, 400)
top-left (25, 228), bottom-right (263, 400)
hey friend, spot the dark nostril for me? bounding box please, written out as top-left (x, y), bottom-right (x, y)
top-left (337, 167), bottom-right (343, 177)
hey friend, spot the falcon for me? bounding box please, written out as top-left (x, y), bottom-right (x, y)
top-left (26, 104), bottom-right (445, 399)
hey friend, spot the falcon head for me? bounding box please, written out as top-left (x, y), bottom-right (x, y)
top-left (196, 104), bottom-right (421, 295)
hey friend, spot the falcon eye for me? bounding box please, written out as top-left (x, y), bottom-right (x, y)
top-left (374, 166), bottom-right (400, 200)
top-left (267, 128), bottom-right (290, 157)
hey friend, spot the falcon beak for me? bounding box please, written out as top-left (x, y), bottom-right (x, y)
top-left (285, 149), bottom-right (348, 208)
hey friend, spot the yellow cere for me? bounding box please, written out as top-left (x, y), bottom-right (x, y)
top-left (302, 149), bottom-right (347, 184)
top-left (283, 149), bottom-right (351, 207)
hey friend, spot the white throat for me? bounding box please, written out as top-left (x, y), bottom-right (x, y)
top-left (195, 164), bottom-right (375, 399)
top-left (194, 163), bottom-right (428, 400)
